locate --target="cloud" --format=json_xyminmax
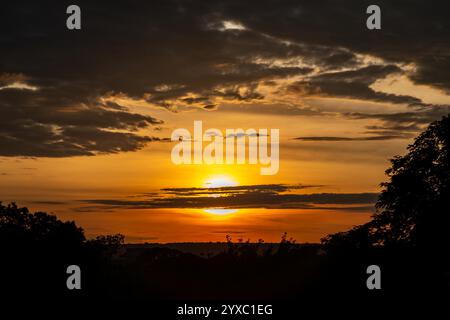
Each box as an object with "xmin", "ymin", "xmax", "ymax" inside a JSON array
[
  {"xmin": 293, "ymin": 105, "xmax": 449, "ymax": 141},
  {"xmin": 31, "ymin": 201, "xmax": 66, "ymax": 205},
  {"xmin": 347, "ymin": 107, "xmax": 450, "ymax": 125},
  {"xmin": 217, "ymin": 0, "xmax": 450, "ymax": 91},
  {"xmin": 288, "ymin": 65, "xmax": 424, "ymax": 105},
  {"xmin": 0, "ymin": 86, "xmax": 166, "ymax": 156},
  {"xmin": 293, "ymin": 135, "xmax": 410, "ymax": 141},
  {"xmin": 220, "ymin": 102, "xmax": 323, "ymax": 116},
  {"xmin": 79, "ymin": 183, "xmax": 378, "ymax": 210},
  {"xmin": 1, "ymin": 0, "xmax": 449, "ymax": 157},
  {"xmin": 161, "ymin": 184, "xmax": 321, "ymax": 195},
  {"xmin": 345, "ymin": 106, "xmax": 450, "ymax": 137}
]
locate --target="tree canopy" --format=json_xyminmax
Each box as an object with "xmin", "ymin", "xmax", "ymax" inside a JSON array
[{"xmin": 323, "ymin": 115, "xmax": 450, "ymax": 250}]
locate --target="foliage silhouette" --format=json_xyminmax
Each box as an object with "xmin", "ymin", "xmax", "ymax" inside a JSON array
[
  {"xmin": 0, "ymin": 202, "xmax": 124, "ymax": 300},
  {"xmin": 322, "ymin": 115, "xmax": 450, "ymax": 252}
]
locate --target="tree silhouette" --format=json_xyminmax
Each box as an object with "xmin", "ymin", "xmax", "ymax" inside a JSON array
[
  {"xmin": 0, "ymin": 202, "xmax": 85, "ymax": 252},
  {"xmin": 323, "ymin": 115, "xmax": 450, "ymax": 251},
  {"xmin": 0, "ymin": 202, "xmax": 125, "ymax": 299}
]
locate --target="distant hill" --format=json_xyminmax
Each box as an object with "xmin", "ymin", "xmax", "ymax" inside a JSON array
[{"xmin": 125, "ymin": 242, "xmax": 321, "ymax": 257}]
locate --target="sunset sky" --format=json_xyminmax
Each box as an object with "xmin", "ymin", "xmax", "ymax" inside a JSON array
[{"xmin": 1, "ymin": 1, "xmax": 450, "ymax": 242}]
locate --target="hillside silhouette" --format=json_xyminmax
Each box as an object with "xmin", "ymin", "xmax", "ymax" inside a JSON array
[{"xmin": 1, "ymin": 116, "xmax": 450, "ymax": 306}]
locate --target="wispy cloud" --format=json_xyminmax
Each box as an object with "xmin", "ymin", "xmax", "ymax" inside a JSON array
[
  {"xmin": 293, "ymin": 134, "xmax": 413, "ymax": 141},
  {"xmin": 79, "ymin": 184, "xmax": 378, "ymax": 210}
]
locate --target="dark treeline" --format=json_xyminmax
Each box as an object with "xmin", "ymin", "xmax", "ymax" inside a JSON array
[{"xmin": 1, "ymin": 116, "xmax": 450, "ymax": 305}]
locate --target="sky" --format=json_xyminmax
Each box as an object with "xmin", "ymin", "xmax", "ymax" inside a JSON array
[{"xmin": 1, "ymin": 1, "xmax": 450, "ymax": 243}]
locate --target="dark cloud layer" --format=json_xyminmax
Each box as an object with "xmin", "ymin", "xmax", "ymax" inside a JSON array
[
  {"xmin": 80, "ymin": 184, "xmax": 378, "ymax": 210},
  {"xmin": 1, "ymin": 1, "xmax": 449, "ymax": 156},
  {"xmin": 288, "ymin": 65, "xmax": 423, "ymax": 105},
  {"xmin": 0, "ymin": 88, "xmax": 164, "ymax": 156},
  {"xmin": 345, "ymin": 106, "xmax": 450, "ymax": 137}
]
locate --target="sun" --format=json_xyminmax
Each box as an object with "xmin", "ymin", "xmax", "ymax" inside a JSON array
[
  {"xmin": 202, "ymin": 174, "xmax": 239, "ymax": 216},
  {"xmin": 204, "ymin": 208, "xmax": 238, "ymax": 215},
  {"xmin": 203, "ymin": 174, "xmax": 238, "ymax": 188}
]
